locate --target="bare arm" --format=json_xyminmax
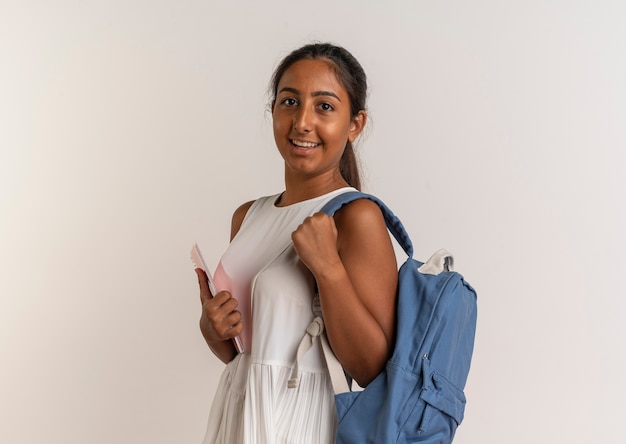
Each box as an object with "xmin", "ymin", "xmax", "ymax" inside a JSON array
[
  {"xmin": 291, "ymin": 199, "xmax": 398, "ymax": 386},
  {"xmin": 198, "ymin": 200, "xmax": 254, "ymax": 364}
]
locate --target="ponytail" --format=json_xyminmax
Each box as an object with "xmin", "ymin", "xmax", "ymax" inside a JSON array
[{"xmin": 340, "ymin": 141, "xmax": 361, "ymax": 191}]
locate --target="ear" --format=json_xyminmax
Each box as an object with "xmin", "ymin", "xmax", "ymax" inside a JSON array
[{"xmin": 348, "ymin": 110, "xmax": 367, "ymax": 143}]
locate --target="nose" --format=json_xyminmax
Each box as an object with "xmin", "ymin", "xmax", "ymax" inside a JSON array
[{"xmin": 293, "ymin": 105, "xmax": 313, "ymax": 133}]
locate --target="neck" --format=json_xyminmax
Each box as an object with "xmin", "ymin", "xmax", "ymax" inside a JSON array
[{"xmin": 278, "ymin": 169, "xmax": 350, "ymax": 206}]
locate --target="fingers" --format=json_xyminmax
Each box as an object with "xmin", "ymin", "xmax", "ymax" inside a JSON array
[
  {"xmin": 292, "ymin": 213, "xmax": 340, "ymax": 273},
  {"xmin": 219, "ymin": 313, "xmax": 244, "ymax": 339},
  {"xmin": 302, "ymin": 212, "xmax": 333, "ymax": 225},
  {"xmin": 209, "ymin": 290, "xmax": 239, "ymax": 310},
  {"xmin": 200, "ymin": 290, "xmax": 243, "ymax": 341},
  {"xmin": 294, "ymin": 213, "xmax": 337, "ymax": 237},
  {"xmin": 203, "ymin": 307, "xmax": 242, "ymax": 339}
]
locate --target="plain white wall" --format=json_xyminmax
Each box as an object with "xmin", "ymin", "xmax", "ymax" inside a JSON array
[{"xmin": 1, "ymin": 1, "xmax": 625, "ymax": 443}]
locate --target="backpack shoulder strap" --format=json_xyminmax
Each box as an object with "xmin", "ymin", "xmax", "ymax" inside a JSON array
[{"xmin": 319, "ymin": 191, "xmax": 414, "ymax": 258}]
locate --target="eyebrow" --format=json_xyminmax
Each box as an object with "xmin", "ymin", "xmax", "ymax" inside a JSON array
[{"xmin": 278, "ymin": 87, "xmax": 341, "ymax": 101}]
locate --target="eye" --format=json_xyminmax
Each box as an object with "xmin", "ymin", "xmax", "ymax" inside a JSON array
[
  {"xmin": 318, "ymin": 102, "xmax": 334, "ymax": 112},
  {"xmin": 281, "ymin": 97, "xmax": 298, "ymax": 106}
]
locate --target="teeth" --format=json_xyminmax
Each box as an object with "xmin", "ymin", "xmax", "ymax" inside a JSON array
[{"xmin": 292, "ymin": 139, "xmax": 319, "ymax": 148}]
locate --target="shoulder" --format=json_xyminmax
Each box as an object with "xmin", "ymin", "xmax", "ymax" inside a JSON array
[
  {"xmin": 230, "ymin": 200, "xmax": 255, "ymax": 240},
  {"xmin": 333, "ymin": 198, "xmax": 386, "ymax": 232},
  {"xmin": 332, "ymin": 196, "xmax": 397, "ymax": 290},
  {"xmin": 333, "ymin": 198, "xmax": 390, "ymax": 252}
]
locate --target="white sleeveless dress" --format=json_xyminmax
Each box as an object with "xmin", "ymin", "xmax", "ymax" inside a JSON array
[{"xmin": 202, "ymin": 187, "xmax": 355, "ymax": 444}]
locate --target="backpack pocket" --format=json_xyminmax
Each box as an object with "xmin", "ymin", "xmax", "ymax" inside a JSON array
[{"xmin": 415, "ymin": 371, "xmax": 466, "ymax": 435}]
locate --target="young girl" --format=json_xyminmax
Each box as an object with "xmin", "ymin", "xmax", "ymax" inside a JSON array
[{"xmin": 196, "ymin": 43, "xmax": 398, "ymax": 444}]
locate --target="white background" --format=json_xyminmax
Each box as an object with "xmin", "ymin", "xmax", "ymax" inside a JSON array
[{"xmin": 1, "ymin": 1, "xmax": 625, "ymax": 443}]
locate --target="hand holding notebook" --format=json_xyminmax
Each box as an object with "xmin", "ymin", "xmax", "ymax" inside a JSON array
[{"xmin": 191, "ymin": 242, "xmax": 243, "ymax": 353}]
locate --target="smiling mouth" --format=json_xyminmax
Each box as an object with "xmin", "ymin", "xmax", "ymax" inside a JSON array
[{"xmin": 290, "ymin": 139, "xmax": 320, "ymax": 149}]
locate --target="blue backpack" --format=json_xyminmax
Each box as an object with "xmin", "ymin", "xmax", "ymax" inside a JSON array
[{"xmin": 319, "ymin": 192, "xmax": 478, "ymax": 444}]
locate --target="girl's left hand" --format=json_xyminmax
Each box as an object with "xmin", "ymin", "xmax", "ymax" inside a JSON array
[{"xmin": 291, "ymin": 212, "xmax": 341, "ymax": 276}]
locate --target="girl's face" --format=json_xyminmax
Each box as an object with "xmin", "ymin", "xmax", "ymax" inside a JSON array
[{"xmin": 272, "ymin": 59, "xmax": 365, "ymax": 184}]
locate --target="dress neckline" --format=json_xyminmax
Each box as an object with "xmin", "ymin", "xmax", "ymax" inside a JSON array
[{"xmin": 273, "ymin": 187, "xmax": 356, "ymax": 209}]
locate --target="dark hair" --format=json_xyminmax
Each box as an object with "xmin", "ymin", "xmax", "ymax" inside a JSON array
[{"xmin": 270, "ymin": 43, "xmax": 368, "ymax": 190}]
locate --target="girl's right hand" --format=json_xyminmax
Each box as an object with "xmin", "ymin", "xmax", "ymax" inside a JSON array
[{"xmin": 196, "ymin": 269, "xmax": 243, "ymax": 345}]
